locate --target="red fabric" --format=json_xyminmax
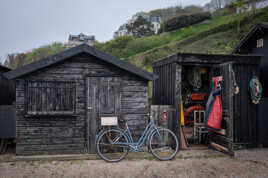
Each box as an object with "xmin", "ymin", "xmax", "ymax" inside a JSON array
[
  {"xmin": 207, "ymin": 77, "xmax": 222, "ymax": 130},
  {"xmin": 162, "ymin": 112, "xmax": 167, "ymax": 126}
]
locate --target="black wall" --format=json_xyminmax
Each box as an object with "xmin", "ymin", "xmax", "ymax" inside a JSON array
[
  {"xmin": 0, "ymin": 67, "xmax": 15, "ymax": 105},
  {"xmin": 251, "ymin": 35, "xmax": 268, "ymax": 97}
]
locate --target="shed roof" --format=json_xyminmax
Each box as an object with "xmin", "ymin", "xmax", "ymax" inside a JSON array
[
  {"xmin": 4, "ymin": 44, "xmax": 156, "ymax": 80},
  {"xmin": 153, "ymin": 52, "xmax": 261, "ymax": 67},
  {"xmin": 232, "ymin": 22, "xmax": 268, "ymax": 54},
  {"xmin": 0, "ymin": 64, "xmax": 11, "ymax": 72}
]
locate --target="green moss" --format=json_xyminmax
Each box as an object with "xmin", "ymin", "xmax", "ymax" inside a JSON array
[{"xmin": 9, "ymin": 162, "xmax": 16, "ymax": 166}]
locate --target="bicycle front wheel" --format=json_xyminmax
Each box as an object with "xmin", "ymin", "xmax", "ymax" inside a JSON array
[
  {"xmin": 96, "ymin": 129, "xmax": 129, "ymax": 162},
  {"xmin": 149, "ymin": 128, "xmax": 179, "ymax": 161}
]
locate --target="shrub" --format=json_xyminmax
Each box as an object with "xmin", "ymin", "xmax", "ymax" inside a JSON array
[
  {"xmin": 94, "ymin": 36, "xmax": 134, "ymax": 58},
  {"xmin": 162, "ymin": 12, "xmax": 211, "ymax": 32},
  {"xmin": 212, "ymin": 8, "xmax": 229, "ymax": 18}
]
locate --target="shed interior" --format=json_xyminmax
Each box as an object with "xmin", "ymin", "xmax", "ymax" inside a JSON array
[{"xmin": 181, "ymin": 65, "xmax": 228, "ymax": 146}]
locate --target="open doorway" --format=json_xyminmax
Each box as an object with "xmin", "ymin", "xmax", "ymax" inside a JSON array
[{"xmin": 181, "ymin": 65, "xmax": 227, "ymax": 148}]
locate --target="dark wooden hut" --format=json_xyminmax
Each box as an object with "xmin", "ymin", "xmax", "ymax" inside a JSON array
[
  {"xmin": 0, "ymin": 65, "xmax": 16, "ymax": 144},
  {"xmin": 152, "ymin": 53, "xmax": 261, "ymax": 151},
  {"xmin": 0, "ymin": 64, "xmax": 15, "ymax": 105},
  {"xmin": 4, "ymin": 44, "xmax": 155, "ymax": 155},
  {"xmin": 233, "ymin": 22, "xmax": 268, "ymax": 146}
]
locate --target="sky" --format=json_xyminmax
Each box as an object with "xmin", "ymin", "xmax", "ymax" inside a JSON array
[{"xmin": 0, "ymin": 0, "xmax": 210, "ymax": 61}]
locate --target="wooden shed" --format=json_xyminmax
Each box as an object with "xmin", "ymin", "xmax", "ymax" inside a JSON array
[
  {"xmin": 0, "ymin": 65, "xmax": 16, "ymax": 147},
  {"xmin": 4, "ymin": 44, "xmax": 155, "ymax": 155},
  {"xmin": 152, "ymin": 53, "xmax": 261, "ymax": 151},
  {"xmin": 233, "ymin": 22, "xmax": 268, "ymax": 145},
  {"xmin": 0, "ymin": 65, "xmax": 15, "ymax": 105}
]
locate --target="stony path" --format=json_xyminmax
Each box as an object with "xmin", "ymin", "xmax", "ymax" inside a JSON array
[{"xmin": 0, "ymin": 148, "xmax": 267, "ymax": 178}]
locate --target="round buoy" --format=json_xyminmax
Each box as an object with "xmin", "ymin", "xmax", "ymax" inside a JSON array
[{"xmin": 184, "ymin": 105, "xmax": 205, "ymax": 125}]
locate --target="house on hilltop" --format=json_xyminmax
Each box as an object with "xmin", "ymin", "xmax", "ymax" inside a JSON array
[
  {"xmin": 114, "ymin": 24, "xmax": 131, "ymax": 38},
  {"xmin": 114, "ymin": 16, "xmax": 162, "ymax": 38},
  {"xmin": 149, "ymin": 16, "xmax": 162, "ymax": 34},
  {"xmin": 228, "ymin": 0, "xmax": 268, "ymax": 14},
  {"xmin": 66, "ymin": 33, "xmax": 96, "ymax": 48}
]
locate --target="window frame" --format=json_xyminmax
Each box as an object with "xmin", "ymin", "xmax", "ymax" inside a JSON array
[{"xmin": 24, "ymin": 80, "xmax": 76, "ymax": 116}]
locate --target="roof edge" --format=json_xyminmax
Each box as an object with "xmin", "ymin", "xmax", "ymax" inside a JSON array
[
  {"xmin": 4, "ymin": 44, "xmax": 156, "ymax": 81},
  {"xmin": 0, "ymin": 64, "xmax": 12, "ymax": 71},
  {"xmin": 232, "ymin": 22, "xmax": 268, "ymax": 54}
]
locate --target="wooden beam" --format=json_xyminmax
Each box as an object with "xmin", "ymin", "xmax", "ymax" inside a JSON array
[{"xmin": 210, "ymin": 142, "xmax": 234, "ymax": 157}]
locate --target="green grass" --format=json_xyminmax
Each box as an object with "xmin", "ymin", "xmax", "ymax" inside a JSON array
[
  {"xmin": 125, "ymin": 7, "xmax": 268, "ymax": 71},
  {"xmin": 95, "ymin": 12, "xmax": 243, "ymax": 60},
  {"xmin": 181, "ymin": 30, "xmax": 234, "ymax": 54}
]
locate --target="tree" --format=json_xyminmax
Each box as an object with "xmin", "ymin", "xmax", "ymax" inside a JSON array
[
  {"xmin": 4, "ymin": 42, "xmax": 66, "ymax": 69},
  {"xmin": 4, "ymin": 53, "xmax": 26, "ymax": 69},
  {"xmin": 126, "ymin": 16, "xmax": 154, "ymax": 38},
  {"xmin": 230, "ymin": 0, "xmax": 247, "ymax": 33}
]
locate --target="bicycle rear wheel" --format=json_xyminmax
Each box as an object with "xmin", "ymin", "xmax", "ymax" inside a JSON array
[
  {"xmin": 96, "ymin": 129, "xmax": 129, "ymax": 162},
  {"xmin": 149, "ymin": 128, "xmax": 179, "ymax": 161}
]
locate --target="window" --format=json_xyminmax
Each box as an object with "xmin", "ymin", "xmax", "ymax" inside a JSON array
[
  {"xmin": 25, "ymin": 81, "xmax": 76, "ymax": 115},
  {"xmin": 257, "ymin": 38, "xmax": 264, "ymax": 48}
]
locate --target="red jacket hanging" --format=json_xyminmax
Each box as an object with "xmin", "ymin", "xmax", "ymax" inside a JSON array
[{"xmin": 205, "ymin": 77, "xmax": 223, "ymax": 131}]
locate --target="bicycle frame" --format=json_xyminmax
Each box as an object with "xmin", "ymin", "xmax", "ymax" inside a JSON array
[{"xmin": 115, "ymin": 119, "xmax": 161, "ymax": 152}]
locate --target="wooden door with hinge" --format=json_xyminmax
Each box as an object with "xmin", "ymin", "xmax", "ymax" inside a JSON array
[
  {"xmin": 219, "ymin": 62, "xmax": 234, "ymax": 144},
  {"xmin": 86, "ymin": 77, "xmax": 121, "ymax": 153},
  {"xmin": 210, "ymin": 62, "xmax": 234, "ymax": 155}
]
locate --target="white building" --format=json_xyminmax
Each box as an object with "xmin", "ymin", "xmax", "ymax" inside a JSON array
[
  {"xmin": 149, "ymin": 16, "xmax": 162, "ymax": 34},
  {"xmin": 231, "ymin": 0, "xmax": 268, "ymax": 13},
  {"xmin": 114, "ymin": 16, "xmax": 162, "ymax": 38},
  {"xmin": 114, "ymin": 24, "xmax": 131, "ymax": 38},
  {"xmin": 66, "ymin": 33, "xmax": 96, "ymax": 48}
]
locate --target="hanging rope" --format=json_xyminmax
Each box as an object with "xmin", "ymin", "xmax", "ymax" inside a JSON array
[{"xmin": 249, "ymin": 76, "xmax": 263, "ymax": 104}]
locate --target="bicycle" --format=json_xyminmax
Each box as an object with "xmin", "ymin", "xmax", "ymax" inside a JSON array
[{"xmin": 95, "ymin": 115, "xmax": 179, "ymax": 162}]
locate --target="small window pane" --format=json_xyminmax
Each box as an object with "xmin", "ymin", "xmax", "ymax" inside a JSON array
[{"xmin": 257, "ymin": 38, "xmax": 264, "ymax": 48}]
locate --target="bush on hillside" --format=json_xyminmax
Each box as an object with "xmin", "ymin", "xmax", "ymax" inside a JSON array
[
  {"xmin": 161, "ymin": 12, "xmax": 211, "ymax": 32},
  {"xmin": 212, "ymin": 8, "xmax": 229, "ymax": 18},
  {"xmin": 94, "ymin": 36, "xmax": 134, "ymax": 58},
  {"xmin": 4, "ymin": 42, "xmax": 66, "ymax": 69}
]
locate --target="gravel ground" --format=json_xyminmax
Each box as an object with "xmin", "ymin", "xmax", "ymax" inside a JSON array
[{"xmin": 0, "ymin": 148, "xmax": 268, "ymax": 178}]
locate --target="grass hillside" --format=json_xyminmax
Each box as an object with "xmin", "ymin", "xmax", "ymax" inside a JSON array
[{"xmin": 95, "ymin": 7, "xmax": 268, "ymax": 72}]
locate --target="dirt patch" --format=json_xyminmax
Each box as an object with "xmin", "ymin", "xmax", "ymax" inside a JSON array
[{"xmin": 0, "ymin": 148, "xmax": 267, "ymax": 178}]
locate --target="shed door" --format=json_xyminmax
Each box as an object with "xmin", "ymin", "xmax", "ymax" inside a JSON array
[
  {"xmin": 87, "ymin": 77, "xmax": 121, "ymax": 153},
  {"xmin": 218, "ymin": 62, "xmax": 233, "ymax": 143},
  {"xmin": 210, "ymin": 62, "xmax": 234, "ymax": 154}
]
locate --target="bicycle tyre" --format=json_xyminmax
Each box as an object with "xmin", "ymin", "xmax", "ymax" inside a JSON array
[
  {"xmin": 96, "ymin": 129, "xmax": 129, "ymax": 162},
  {"xmin": 149, "ymin": 128, "xmax": 179, "ymax": 161}
]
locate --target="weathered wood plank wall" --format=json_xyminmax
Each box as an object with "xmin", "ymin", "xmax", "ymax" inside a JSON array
[
  {"xmin": 232, "ymin": 64, "xmax": 258, "ymax": 145},
  {"xmin": 152, "ymin": 58, "xmax": 179, "ymax": 137},
  {"xmin": 16, "ymin": 53, "xmax": 149, "ymax": 155}
]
